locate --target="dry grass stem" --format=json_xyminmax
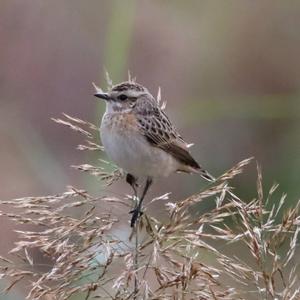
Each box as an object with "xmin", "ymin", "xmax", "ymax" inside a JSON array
[{"xmin": 0, "ymin": 114, "xmax": 299, "ymax": 300}]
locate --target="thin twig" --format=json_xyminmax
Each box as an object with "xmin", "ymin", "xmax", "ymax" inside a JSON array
[{"xmin": 133, "ymin": 198, "xmax": 139, "ymax": 299}]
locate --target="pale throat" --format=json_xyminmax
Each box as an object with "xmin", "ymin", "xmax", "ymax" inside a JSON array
[{"xmin": 105, "ymin": 101, "xmax": 132, "ymax": 114}]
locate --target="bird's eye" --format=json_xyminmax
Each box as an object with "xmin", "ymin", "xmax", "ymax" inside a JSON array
[{"xmin": 118, "ymin": 94, "xmax": 128, "ymax": 101}]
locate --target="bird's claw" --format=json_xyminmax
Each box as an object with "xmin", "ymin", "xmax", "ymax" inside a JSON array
[{"xmin": 129, "ymin": 207, "xmax": 143, "ymax": 227}]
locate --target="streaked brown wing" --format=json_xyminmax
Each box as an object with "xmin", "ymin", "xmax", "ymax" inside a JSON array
[{"xmin": 137, "ymin": 108, "xmax": 200, "ymax": 170}]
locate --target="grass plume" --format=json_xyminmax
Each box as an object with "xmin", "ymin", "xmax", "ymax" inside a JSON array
[{"xmin": 0, "ymin": 115, "xmax": 299, "ymax": 300}]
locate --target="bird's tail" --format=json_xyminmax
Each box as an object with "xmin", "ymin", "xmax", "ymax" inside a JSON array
[{"xmin": 200, "ymin": 168, "xmax": 216, "ymax": 182}]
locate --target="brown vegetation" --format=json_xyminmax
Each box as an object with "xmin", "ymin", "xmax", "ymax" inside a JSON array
[{"xmin": 0, "ymin": 115, "xmax": 299, "ymax": 300}]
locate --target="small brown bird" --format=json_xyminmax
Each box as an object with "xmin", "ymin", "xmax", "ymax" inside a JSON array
[{"xmin": 94, "ymin": 81, "xmax": 213, "ymax": 226}]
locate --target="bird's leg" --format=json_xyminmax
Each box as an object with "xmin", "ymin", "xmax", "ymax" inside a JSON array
[
  {"xmin": 130, "ymin": 177, "xmax": 153, "ymax": 227},
  {"xmin": 126, "ymin": 173, "xmax": 138, "ymax": 200}
]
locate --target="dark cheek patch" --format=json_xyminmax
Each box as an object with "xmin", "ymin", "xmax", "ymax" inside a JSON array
[{"xmin": 129, "ymin": 100, "xmax": 137, "ymax": 108}]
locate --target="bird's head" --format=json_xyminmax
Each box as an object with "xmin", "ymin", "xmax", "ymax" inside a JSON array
[{"xmin": 94, "ymin": 81, "xmax": 156, "ymax": 113}]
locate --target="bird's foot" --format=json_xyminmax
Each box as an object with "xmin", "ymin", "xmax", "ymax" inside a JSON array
[{"xmin": 129, "ymin": 207, "xmax": 143, "ymax": 227}]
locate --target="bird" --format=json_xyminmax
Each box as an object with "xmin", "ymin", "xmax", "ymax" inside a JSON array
[{"xmin": 94, "ymin": 81, "xmax": 214, "ymax": 227}]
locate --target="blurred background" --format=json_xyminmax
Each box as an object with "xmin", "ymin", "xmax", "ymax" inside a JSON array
[{"xmin": 1, "ymin": 1, "xmax": 300, "ymax": 298}]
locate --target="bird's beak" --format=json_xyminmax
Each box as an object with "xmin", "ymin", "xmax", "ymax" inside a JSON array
[
  {"xmin": 92, "ymin": 82, "xmax": 111, "ymax": 101},
  {"xmin": 94, "ymin": 92, "xmax": 110, "ymax": 100}
]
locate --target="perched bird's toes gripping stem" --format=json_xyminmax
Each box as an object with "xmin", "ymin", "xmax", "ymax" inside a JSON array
[
  {"xmin": 129, "ymin": 177, "xmax": 152, "ymax": 227},
  {"xmin": 129, "ymin": 207, "xmax": 143, "ymax": 227}
]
